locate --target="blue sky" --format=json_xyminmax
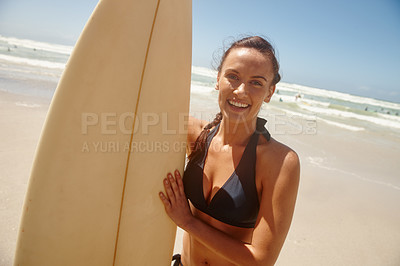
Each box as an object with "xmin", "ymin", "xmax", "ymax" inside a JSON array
[{"xmin": 0, "ymin": 0, "xmax": 399, "ymax": 102}]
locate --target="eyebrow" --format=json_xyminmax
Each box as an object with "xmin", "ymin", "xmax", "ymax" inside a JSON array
[
  {"xmin": 252, "ymin": 75, "xmax": 268, "ymax": 82},
  {"xmin": 226, "ymin": 69, "xmax": 268, "ymax": 82}
]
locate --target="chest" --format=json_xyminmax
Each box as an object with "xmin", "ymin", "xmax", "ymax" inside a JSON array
[
  {"xmin": 202, "ymin": 143, "xmax": 246, "ymax": 204},
  {"xmin": 183, "ymin": 132, "xmax": 262, "ymax": 228}
]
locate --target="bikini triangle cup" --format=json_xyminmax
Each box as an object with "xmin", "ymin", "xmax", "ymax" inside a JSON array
[{"xmin": 183, "ymin": 117, "xmax": 271, "ymax": 228}]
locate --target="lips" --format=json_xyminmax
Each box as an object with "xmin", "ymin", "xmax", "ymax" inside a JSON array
[{"xmin": 228, "ymin": 99, "xmax": 250, "ymax": 108}]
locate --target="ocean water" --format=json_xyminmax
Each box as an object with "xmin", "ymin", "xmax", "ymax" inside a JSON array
[
  {"xmin": 190, "ymin": 69, "xmax": 400, "ymax": 139},
  {"xmin": 1, "ymin": 34, "xmax": 400, "ymax": 138}
]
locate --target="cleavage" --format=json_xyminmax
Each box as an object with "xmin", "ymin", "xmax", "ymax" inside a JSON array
[{"xmin": 202, "ymin": 142, "xmax": 245, "ymax": 206}]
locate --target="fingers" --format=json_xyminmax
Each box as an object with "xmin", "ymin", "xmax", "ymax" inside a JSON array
[
  {"xmin": 174, "ymin": 170, "xmax": 185, "ymax": 196},
  {"xmin": 169, "ymin": 172, "xmax": 181, "ymax": 198},
  {"xmin": 163, "ymin": 175, "xmax": 176, "ymax": 205},
  {"xmin": 159, "ymin": 192, "xmax": 171, "ymax": 210},
  {"xmin": 159, "ymin": 170, "xmax": 192, "ymax": 227},
  {"xmin": 159, "ymin": 170, "xmax": 185, "ymax": 209}
]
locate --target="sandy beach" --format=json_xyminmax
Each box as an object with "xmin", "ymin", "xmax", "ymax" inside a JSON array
[{"xmin": 1, "ymin": 90, "xmax": 400, "ymax": 265}]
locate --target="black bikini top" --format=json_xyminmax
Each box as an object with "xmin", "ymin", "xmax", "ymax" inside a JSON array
[{"xmin": 183, "ymin": 117, "xmax": 270, "ymax": 228}]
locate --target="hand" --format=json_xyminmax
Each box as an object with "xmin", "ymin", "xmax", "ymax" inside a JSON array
[{"xmin": 159, "ymin": 170, "xmax": 193, "ymax": 228}]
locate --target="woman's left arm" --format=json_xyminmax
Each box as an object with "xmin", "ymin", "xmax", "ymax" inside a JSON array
[{"xmin": 159, "ymin": 150, "xmax": 300, "ymax": 266}]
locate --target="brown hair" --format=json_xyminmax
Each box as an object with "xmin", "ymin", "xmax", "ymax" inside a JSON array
[
  {"xmin": 217, "ymin": 35, "xmax": 281, "ymax": 85},
  {"xmin": 188, "ymin": 36, "xmax": 280, "ymax": 160}
]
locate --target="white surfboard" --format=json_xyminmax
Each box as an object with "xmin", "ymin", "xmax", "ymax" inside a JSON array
[{"xmin": 14, "ymin": 0, "xmax": 191, "ymax": 265}]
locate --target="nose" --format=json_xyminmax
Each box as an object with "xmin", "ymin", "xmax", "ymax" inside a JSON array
[{"xmin": 233, "ymin": 82, "xmax": 247, "ymax": 98}]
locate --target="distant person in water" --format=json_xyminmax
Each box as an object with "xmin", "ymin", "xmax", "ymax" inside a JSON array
[{"xmin": 159, "ymin": 36, "xmax": 300, "ymax": 266}]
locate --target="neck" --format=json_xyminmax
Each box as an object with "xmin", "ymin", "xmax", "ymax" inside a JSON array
[{"xmin": 217, "ymin": 117, "xmax": 257, "ymax": 146}]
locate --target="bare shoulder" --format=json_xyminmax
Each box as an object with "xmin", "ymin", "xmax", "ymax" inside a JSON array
[
  {"xmin": 187, "ymin": 116, "xmax": 207, "ymax": 139},
  {"xmin": 256, "ymin": 137, "xmax": 300, "ymax": 187},
  {"xmin": 187, "ymin": 116, "xmax": 208, "ymax": 151}
]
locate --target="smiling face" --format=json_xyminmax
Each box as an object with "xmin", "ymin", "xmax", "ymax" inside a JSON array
[{"xmin": 216, "ymin": 47, "xmax": 276, "ymax": 125}]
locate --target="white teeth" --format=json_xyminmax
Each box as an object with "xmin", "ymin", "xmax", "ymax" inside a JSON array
[{"xmin": 228, "ymin": 100, "xmax": 249, "ymax": 108}]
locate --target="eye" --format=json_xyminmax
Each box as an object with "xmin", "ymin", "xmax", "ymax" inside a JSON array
[
  {"xmin": 226, "ymin": 73, "xmax": 239, "ymax": 80},
  {"xmin": 250, "ymin": 80, "xmax": 263, "ymax": 86}
]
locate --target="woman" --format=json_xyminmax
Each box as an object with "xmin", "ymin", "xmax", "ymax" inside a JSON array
[{"xmin": 159, "ymin": 36, "xmax": 300, "ymax": 266}]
